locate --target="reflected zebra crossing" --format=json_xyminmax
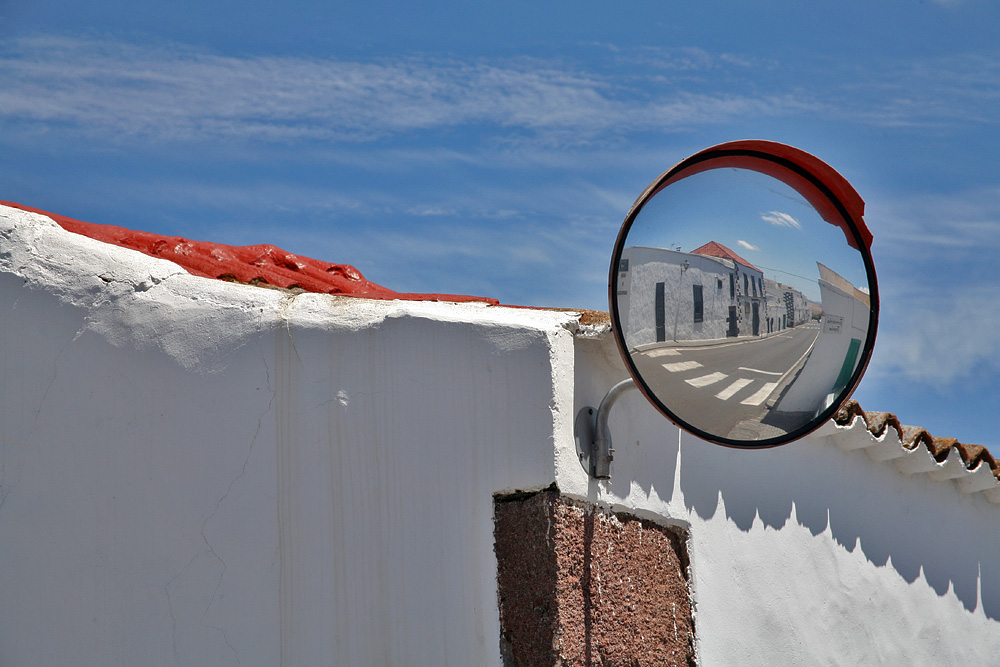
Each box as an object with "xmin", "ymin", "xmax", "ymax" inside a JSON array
[{"xmin": 647, "ymin": 348, "xmax": 779, "ymax": 406}]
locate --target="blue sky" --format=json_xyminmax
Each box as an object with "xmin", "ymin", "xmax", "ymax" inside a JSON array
[{"xmin": 3, "ymin": 1, "xmax": 1000, "ymax": 447}]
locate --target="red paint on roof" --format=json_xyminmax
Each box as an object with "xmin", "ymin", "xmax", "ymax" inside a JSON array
[
  {"xmin": 3, "ymin": 202, "xmax": 499, "ymax": 305},
  {"xmin": 690, "ymin": 241, "xmax": 760, "ymax": 273}
]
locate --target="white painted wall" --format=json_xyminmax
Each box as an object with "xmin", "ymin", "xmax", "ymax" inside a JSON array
[
  {"xmin": 777, "ymin": 267, "xmax": 871, "ymax": 414},
  {"xmin": 567, "ymin": 335, "xmax": 1000, "ymax": 665},
  {"xmin": 3, "ymin": 204, "xmax": 999, "ymax": 665},
  {"xmin": 0, "ymin": 206, "xmax": 574, "ymax": 666},
  {"xmin": 764, "ymin": 277, "xmax": 809, "ymax": 334},
  {"xmin": 619, "ymin": 246, "xmax": 740, "ymax": 345}
]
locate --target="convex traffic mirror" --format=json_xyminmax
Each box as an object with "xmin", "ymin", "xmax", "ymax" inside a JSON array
[{"xmin": 609, "ymin": 140, "xmax": 878, "ymax": 450}]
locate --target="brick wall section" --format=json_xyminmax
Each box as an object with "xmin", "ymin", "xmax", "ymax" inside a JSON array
[{"xmin": 494, "ymin": 489, "xmax": 695, "ymax": 666}]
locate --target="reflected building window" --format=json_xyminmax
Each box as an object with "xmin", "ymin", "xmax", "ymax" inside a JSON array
[
  {"xmin": 655, "ymin": 281, "xmax": 666, "ymax": 342},
  {"xmin": 693, "ymin": 284, "xmax": 704, "ymax": 323}
]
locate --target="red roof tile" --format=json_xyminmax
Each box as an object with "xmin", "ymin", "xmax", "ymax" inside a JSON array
[
  {"xmin": 690, "ymin": 241, "xmax": 760, "ymax": 273},
  {"xmin": 834, "ymin": 399, "xmax": 999, "ymax": 480},
  {"xmin": 3, "ymin": 202, "xmax": 499, "ymax": 305}
]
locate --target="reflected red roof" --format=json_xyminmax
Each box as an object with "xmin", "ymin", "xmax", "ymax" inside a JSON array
[
  {"xmin": 3, "ymin": 202, "xmax": 498, "ymax": 305},
  {"xmin": 691, "ymin": 241, "xmax": 760, "ymax": 272}
]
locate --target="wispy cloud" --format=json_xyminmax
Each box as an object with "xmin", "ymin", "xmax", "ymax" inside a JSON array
[
  {"xmin": 3, "ymin": 34, "xmax": 998, "ymax": 153},
  {"xmin": 737, "ymin": 240, "xmax": 759, "ymax": 251},
  {"xmin": 6, "ymin": 32, "xmax": 996, "ymax": 154},
  {"xmin": 0, "ymin": 35, "xmax": 815, "ymax": 148},
  {"xmin": 598, "ymin": 44, "xmax": 772, "ymax": 73},
  {"xmin": 857, "ymin": 185, "xmax": 1000, "ymax": 386},
  {"xmin": 870, "ymin": 286, "xmax": 1000, "ymax": 384},
  {"xmin": 872, "ymin": 186, "xmax": 1000, "ymax": 257},
  {"xmin": 832, "ymin": 52, "xmax": 1000, "ymax": 127},
  {"xmin": 761, "ymin": 211, "xmax": 801, "ymax": 229}
]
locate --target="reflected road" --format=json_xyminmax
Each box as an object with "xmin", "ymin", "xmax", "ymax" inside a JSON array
[{"xmin": 630, "ymin": 322, "xmax": 821, "ymax": 440}]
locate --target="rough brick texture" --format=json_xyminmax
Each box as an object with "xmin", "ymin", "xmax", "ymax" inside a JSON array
[{"xmin": 494, "ymin": 490, "xmax": 695, "ymax": 666}]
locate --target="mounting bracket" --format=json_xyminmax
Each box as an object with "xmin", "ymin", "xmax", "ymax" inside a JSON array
[{"xmin": 574, "ymin": 378, "xmax": 637, "ymax": 479}]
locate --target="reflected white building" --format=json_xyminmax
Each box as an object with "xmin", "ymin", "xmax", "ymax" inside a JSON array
[
  {"xmin": 617, "ymin": 241, "xmax": 808, "ymax": 348},
  {"xmin": 773, "ymin": 262, "xmax": 871, "ymax": 415},
  {"xmin": 764, "ymin": 278, "xmax": 812, "ymax": 333}
]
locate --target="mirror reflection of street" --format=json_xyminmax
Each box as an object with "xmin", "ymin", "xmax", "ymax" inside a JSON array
[
  {"xmin": 617, "ymin": 242, "xmax": 812, "ymax": 350},
  {"xmin": 630, "ymin": 321, "xmax": 820, "ymax": 439},
  {"xmin": 609, "ymin": 144, "xmax": 878, "ymax": 448},
  {"xmin": 616, "ymin": 240, "xmax": 870, "ymax": 442}
]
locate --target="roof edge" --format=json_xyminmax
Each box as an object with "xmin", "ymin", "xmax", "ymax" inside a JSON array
[
  {"xmin": 2, "ymin": 201, "xmax": 500, "ymax": 306},
  {"xmin": 823, "ymin": 399, "xmax": 1000, "ymax": 503}
]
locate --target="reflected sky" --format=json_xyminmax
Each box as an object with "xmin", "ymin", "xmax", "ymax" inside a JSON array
[{"xmin": 624, "ymin": 168, "xmax": 870, "ymax": 302}]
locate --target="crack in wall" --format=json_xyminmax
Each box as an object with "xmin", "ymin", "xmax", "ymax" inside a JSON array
[
  {"xmin": 31, "ymin": 325, "xmax": 78, "ymax": 432},
  {"xmin": 2, "ymin": 318, "xmax": 86, "ymax": 514},
  {"xmin": 97, "ymin": 269, "xmax": 188, "ymax": 294},
  {"xmin": 162, "ymin": 396, "xmax": 274, "ymax": 666},
  {"xmin": 164, "ymin": 557, "xmax": 196, "ymax": 667},
  {"xmin": 164, "ymin": 573, "xmax": 180, "ymax": 665},
  {"xmin": 162, "ymin": 311, "xmax": 277, "ymax": 666},
  {"xmin": 195, "ymin": 321, "xmax": 277, "ymax": 666}
]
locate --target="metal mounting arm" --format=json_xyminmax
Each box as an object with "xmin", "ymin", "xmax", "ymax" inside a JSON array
[{"xmin": 574, "ymin": 378, "xmax": 637, "ymax": 479}]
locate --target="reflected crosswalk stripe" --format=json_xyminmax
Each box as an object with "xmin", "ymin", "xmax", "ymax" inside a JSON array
[
  {"xmin": 740, "ymin": 382, "xmax": 779, "ymax": 406},
  {"xmin": 686, "ymin": 372, "xmax": 728, "ymax": 388},
  {"xmin": 738, "ymin": 366, "xmax": 781, "ymax": 376},
  {"xmin": 715, "ymin": 378, "xmax": 752, "ymax": 400},
  {"xmin": 646, "ymin": 348, "xmax": 681, "ymax": 358},
  {"xmin": 662, "ymin": 361, "xmax": 702, "ymax": 372}
]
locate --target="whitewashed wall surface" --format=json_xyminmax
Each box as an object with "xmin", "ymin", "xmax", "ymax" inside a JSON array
[{"xmin": 2, "ymin": 204, "xmax": 999, "ymax": 665}]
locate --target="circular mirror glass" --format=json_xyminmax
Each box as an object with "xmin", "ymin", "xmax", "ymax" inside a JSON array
[{"xmin": 610, "ymin": 143, "xmax": 878, "ymax": 448}]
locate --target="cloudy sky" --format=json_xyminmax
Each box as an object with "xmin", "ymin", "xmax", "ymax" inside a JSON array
[{"xmin": 3, "ymin": 0, "xmax": 1000, "ymax": 447}]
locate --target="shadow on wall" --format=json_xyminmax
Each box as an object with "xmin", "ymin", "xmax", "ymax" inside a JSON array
[{"xmin": 678, "ymin": 432, "xmax": 1000, "ymax": 621}]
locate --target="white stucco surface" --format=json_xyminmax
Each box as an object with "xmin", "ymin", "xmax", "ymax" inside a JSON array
[
  {"xmin": 3, "ymin": 203, "xmax": 999, "ymax": 665},
  {"xmin": 619, "ymin": 246, "xmax": 740, "ymax": 345},
  {"xmin": 0, "ymin": 206, "xmax": 574, "ymax": 666},
  {"xmin": 567, "ymin": 335, "xmax": 1000, "ymax": 665}
]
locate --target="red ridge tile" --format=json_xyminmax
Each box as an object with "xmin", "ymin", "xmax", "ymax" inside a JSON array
[
  {"xmin": 836, "ymin": 399, "xmax": 998, "ymax": 480},
  {"xmin": 3, "ymin": 201, "xmax": 499, "ymax": 305}
]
